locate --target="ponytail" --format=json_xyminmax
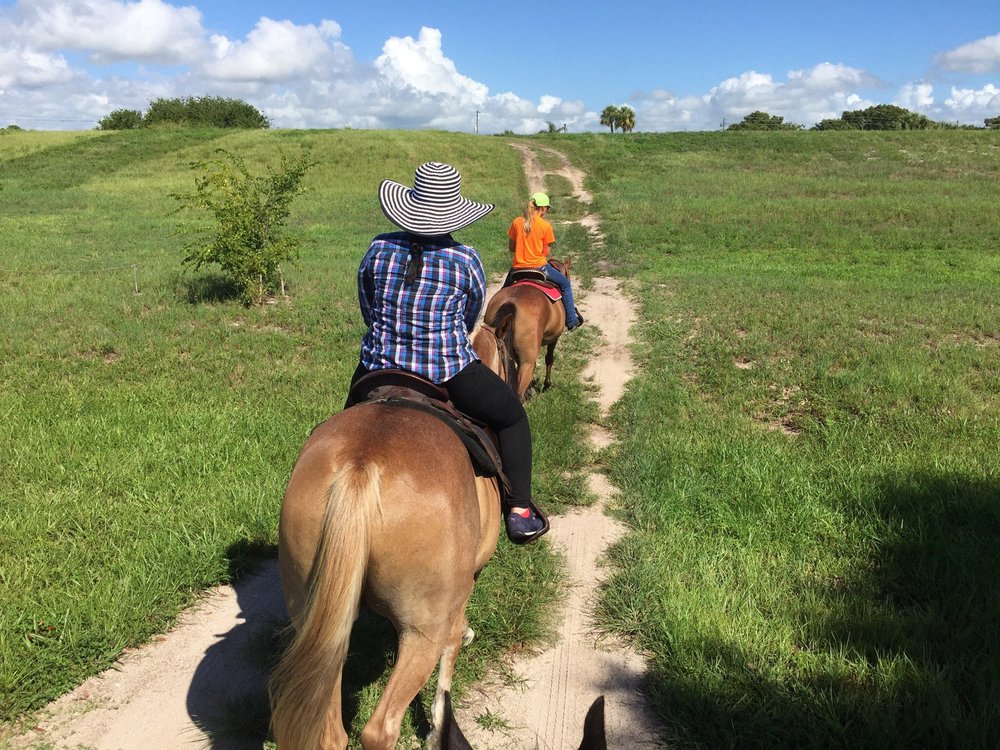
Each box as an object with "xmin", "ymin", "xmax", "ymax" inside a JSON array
[
  {"xmin": 403, "ymin": 238, "xmax": 424, "ymax": 284},
  {"xmin": 522, "ymin": 198, "xmax": 540, "ymax": 235}
]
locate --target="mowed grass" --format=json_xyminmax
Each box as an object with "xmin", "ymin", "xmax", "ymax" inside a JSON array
[
  {"xmin": 0, "ymin": 128, "xmax": 597, "ymax": 738},
  {"xmin": 548, "ymin": 130, "xmax": 1000, "ymax": 747}
]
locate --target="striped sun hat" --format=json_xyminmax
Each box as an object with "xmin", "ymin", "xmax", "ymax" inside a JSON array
[{"xmin": 378, "ymin": 162, "xmax": 494, "ymax": 236}]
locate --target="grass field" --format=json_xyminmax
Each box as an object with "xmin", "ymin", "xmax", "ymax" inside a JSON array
[
  {"xmin": 552, "ymin": 130, "xmax": 1000, "ymax": 747},
  {"xmin": 0, "ymin": 128, "xmax": 596, "ymax": 740},
  {"xmin": 2, "ymin": 126, "xmax": 999, "ymax": 748}
]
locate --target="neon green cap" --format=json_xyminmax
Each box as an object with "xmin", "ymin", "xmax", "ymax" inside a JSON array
[{"xmin": 530, "ymin": 192, "xmax": 551, "ymax": 208}]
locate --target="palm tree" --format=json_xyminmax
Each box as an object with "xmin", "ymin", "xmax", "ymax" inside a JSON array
[
  {"xmin": 600, "ymin": 105, "xmax": 620, "ymax": 133},
  {"xmin": 618, "ymin": 106, "xmax": 636, "ymax": 133}
]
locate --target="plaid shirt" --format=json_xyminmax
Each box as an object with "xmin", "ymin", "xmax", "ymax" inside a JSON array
[{"xmin": 358, "ymin": 232, "xmax": 486, "ymax": 383}]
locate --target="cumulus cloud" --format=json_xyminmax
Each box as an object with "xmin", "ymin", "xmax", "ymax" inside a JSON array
[
  {"xmin": 895, "ymin": 81, "xmax": 935, "ymax": 110},
  {"xmin": 10, "ymin": 0, "xmax": 207, "ymax": 64},
  {"xmin": 0, "ymin": 45, "xmax": 77, "ymax": 89},
  {"xmin": 201, "ymin": 18, "xmax": 347, "ymax": 82},
  {"xmin": 935, "ymin": 33, "xmax": 1000, "ymax": 74},
  {"xmin": 376, "ymin": 27, "xmax": 487, "ymax": 103},
  {"xmin": 943, "ymin": 84, "xmax": 1000, "ymax": 124},
  {"xmin": 631, "ymin": 63, "xmax": 880, "ymax": 131}
]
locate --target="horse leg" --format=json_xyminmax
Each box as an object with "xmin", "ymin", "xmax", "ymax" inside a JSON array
[
  {"xmin": 359, "ymin": 628, "xmax": 449, "ymax": 750},
  {"xmin": 324, "ymin": 672, "xmax": 349, "ymax": 750},
  {"xmin": 515, "ymin": 336, "xmax": 542, "ymax": 400},
  {"xmin": 517, "ymin": 357, "xmax": 536, "ymax": 400},
  {"xmin": 543, "ymin": 340, "xmax": 557, "ymax": 391},
  {"xmin": 428, "ymin": 607, "xmax": 473, "ymax": 745}
]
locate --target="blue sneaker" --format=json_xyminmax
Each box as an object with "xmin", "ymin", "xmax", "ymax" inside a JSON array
[{"xmin": 505, "ymin": 507, "xmax": 549, "ymax": 544}]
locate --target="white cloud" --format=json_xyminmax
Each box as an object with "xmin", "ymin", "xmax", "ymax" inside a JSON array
[
  {"xmin": 786, "ymin": 62, "xmax": 880, "ymax": 92},
  {"xmin": 0, "ymin": 46, "xmax": 76, "ymax": 89},
  {"xmin": 895, "ymin": 81, "xmax": 935, "ymax": 110},
  {"xmin": 376, "ymin": 27, "xmax": 488, "ymax": 103},
  {"xmin": 632, "ymin": 63, "xmax": 881, "ymax": 131},
  {"xmin": 12, "ymin": 0, "xmax": 207, "ymax": 64},
  {"xmin": 943, "ymin": 84, "xmax": 1000, "ymax": 124},
  {"xmin": 201, "ymin": 18, "xmax": 347, "ymax": 82},
  {"xmin": 935, "ymin": 33, "xmax": 1000, "ymax": 74}
]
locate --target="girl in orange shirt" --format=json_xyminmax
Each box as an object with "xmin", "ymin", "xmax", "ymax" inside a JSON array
[{"xmin": 506, "ymin": 192, "xmax": 583, "ymax": 329}]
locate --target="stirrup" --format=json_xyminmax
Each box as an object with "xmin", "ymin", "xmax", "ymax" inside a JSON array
[{"xmin": 504, "ymin": 500, "xmax": 550, "ymax": 545}]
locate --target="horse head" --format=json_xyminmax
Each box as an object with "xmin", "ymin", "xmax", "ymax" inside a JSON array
[
  {"xmin": 440, "ymin": 691, "xmax": 607, "ymax": 750},
  {"xmin": 549, "ymin": 255, "xmax": 572, "ymax": 278}
]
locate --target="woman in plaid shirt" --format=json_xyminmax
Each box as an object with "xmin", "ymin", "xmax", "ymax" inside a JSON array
[{"xmin": 348, "ymin": 162, "xmax": 549, "ymax": 544}]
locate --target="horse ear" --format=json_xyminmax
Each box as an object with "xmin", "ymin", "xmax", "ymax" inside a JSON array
[
  {"xmin": 578, "ymin": 695, "xmax": 607, "ymax": 750},
  {"xmin": 440, "ymin": 691, "xmax": 474, "ymax": 750}
]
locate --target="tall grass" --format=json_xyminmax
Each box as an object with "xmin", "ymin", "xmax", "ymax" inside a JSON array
[
  {"xmin": 550, "ymin": 130, "xmax": 1000, "ymax": 747},
  {"xmin": 0, "ymin": 129, "xmax": 595, "ymax": 734}
]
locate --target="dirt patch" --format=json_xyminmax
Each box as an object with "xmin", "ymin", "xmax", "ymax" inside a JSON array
[
  {"xmin": 452, "ymin": 145, "xmax": 661, "ymax": 748},
  {"xmin": 6, "ymin": 563, "xmax": 285, "ymax": 750}
]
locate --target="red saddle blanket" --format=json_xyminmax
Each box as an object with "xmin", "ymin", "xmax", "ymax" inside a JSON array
[{"xmin": 513, "ymin": 280, "xmax": 562, "ymax": 302}]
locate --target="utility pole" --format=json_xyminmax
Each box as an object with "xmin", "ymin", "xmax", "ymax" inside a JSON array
[{"xmin": 475, "ymin": 110, "xmax": 479, "ymax": 135}]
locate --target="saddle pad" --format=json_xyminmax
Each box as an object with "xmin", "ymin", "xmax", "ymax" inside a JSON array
[{"xmin": 513, "ymin": 280, "xmax": 562, "ymax": 302}]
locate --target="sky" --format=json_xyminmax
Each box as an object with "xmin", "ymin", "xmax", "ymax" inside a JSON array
[{"xmin": 1, "ymin": 0, "xmax": 999, "ymax": 133}]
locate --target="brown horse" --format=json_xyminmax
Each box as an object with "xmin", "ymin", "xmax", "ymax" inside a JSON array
[
  {"xmin": 269, "ymin": 321, "xmax": 516, "ymax": 750},
  {"xmin": 484, "ymin": 257, "xmax": 572, "ymax": 400}
]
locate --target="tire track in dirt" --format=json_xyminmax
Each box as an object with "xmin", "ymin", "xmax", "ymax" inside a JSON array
[{"xmin": 453, "ymin": 144, "xmax": 662, "ymax": 748}]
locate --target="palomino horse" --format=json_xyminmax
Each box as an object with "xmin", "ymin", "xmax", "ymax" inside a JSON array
[
  {"xmin": 269, "ymin": 321, "xmax": 516, "ymax": 750},
  {"xmin": 484, "ymin": 257, "xmax": 573, "ymax": 400}
]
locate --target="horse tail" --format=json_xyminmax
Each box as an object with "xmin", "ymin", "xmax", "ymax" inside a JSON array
[
  {"xmin": 491, "ymin": 301, "xmax": 521, "ymax": 391},
  {"xmin": 269, "ymin": 460, "xmax": 381, "ymax": 750}
]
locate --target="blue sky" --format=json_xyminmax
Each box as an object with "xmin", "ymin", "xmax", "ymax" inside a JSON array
[{"xmin": 1, "ymin": 0, "xmax": 999, "ymax": 132}]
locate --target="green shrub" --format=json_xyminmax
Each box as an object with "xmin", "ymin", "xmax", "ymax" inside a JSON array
[
  {"xmin": 172, "ymin": 149, "xmax": 315, "ymax": 305},
  {"xmin": 98, "ymin": 109, "xmax": 144, "ymax": 130},
  {"xmin": 145, "ymin": 96, "xmax": 269, "ymax": 129}
]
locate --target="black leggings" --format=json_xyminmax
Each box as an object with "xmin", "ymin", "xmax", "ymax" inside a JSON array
[{"xmin": 349, "ymin": 361, "xmax": 532, "ymax": 506}]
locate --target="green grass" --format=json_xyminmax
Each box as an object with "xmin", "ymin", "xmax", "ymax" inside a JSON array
[
  {"xmin": 547, "ymin": 130, "xmax": 1000, "ymax": 747},
  {"xmin": 5, "ymin": 126, "xmax": 999, "ymax": 748},
  {"xmin": 0, "ymin": 128, "xmax": 595, "ymax": 741}
]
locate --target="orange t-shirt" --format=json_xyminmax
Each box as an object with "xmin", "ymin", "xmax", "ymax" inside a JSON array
[{"xmin": 508, "ymin": 215, "xmax": 555, "ymax": 268}]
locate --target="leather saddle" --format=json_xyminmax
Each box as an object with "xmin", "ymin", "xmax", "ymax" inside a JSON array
[{"xmin": 346, "ymin": 369, "xmax": 510, "ymax": 494}]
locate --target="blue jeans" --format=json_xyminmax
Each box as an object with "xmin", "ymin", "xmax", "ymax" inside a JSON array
[{"xmin": 542, "ymin": 263, "xmax": 579, "ymax": 327}]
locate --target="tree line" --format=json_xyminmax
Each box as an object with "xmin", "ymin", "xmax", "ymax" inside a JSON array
[
  {"xmin": 727, "ymin": 104, "xmax": 1000, "ymax": 132},
  {"xmin": 98, "ymin": 97, "xmax": 269, "ymax": 130}
]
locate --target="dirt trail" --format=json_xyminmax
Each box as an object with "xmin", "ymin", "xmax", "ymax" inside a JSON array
[
  {"xmin": 452, "ymin": 144, "xmax": 661, "ymax": 748},
  {"xmin": 6, "ymin": 144, "xmax": 661, "ymax": 750}
]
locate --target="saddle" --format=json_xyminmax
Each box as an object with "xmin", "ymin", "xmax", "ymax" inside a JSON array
[
  {"xmin": 346, "ymin": 369, "xmax": 511, "ymax": 494},
  {"xmin": 503, "ymin": 268, "xmax": 562, "ymax": 302}
]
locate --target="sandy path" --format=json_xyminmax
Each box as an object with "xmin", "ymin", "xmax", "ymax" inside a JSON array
[
  {"xmin": 6, "ymin": 144, "xmax": 661, "ymax": 750},
  {"xmin": 452, "ymin": 144, "xmax": 662, "ymax": 748}
]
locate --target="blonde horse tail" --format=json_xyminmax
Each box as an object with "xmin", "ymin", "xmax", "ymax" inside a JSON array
[{"xmin": 269, "ymin": 461, "xmax": 381, "ymax": 750}]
